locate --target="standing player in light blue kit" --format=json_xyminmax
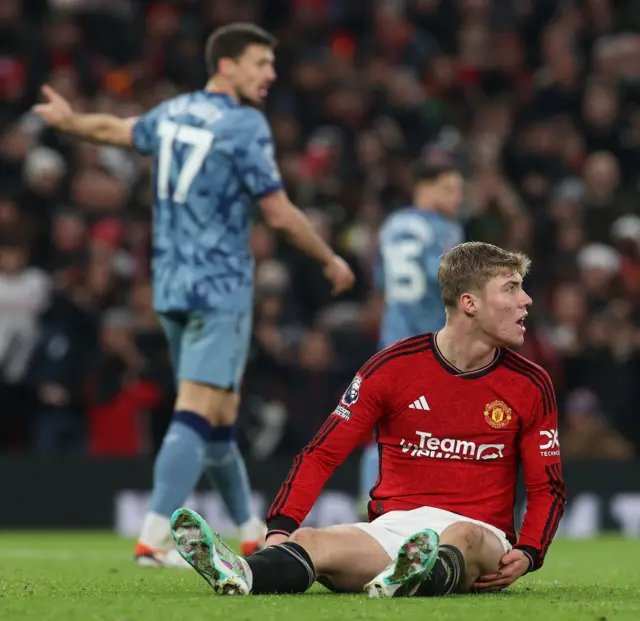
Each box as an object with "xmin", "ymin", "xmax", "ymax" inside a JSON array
[
  {"xmin": 33, "ymin": 23, "xmax": 354, "ymax": 565},
  {"xmin": 359, "ymin": 163, "xmax": 464, "ymax": 513}
]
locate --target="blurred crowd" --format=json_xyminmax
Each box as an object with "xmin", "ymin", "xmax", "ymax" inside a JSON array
[{"xmin": 1, "ymin": 0, "xmax": 639, "ymax": 459}]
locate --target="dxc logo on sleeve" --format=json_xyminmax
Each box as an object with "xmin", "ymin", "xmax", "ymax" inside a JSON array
[{"xmin": 539, "ymin": 429, "xmax": 560, "ymax": 456}]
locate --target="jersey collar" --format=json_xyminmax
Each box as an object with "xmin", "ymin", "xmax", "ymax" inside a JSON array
[
  {"xmin": 431, "ymin": 332, "xmax": 504, "ymax": 380},
  {"xmin": 201, "ymin": 91, "xmax": 239, "ymax": 107}
]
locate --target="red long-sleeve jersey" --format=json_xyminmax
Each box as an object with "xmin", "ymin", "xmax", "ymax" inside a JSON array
[{"xmin": 267, "ymin": 333, "xmax": 566, "ymax": 571}]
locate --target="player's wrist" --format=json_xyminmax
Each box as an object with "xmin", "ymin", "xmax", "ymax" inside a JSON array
[
  {"xmin": 266, "ymin": 515, "xmax": 298, "ymax": 536},
  {"xmin": 321, "ymin": 251, "xmax": 338, "ymax": 268},
  {"xmin": 265, "ymin": 529, "xmax": 290, "ymax": 543},
  {"xmin": 56, "ymin": 111, "xmax": 77, "ymax": 132},
  {"xmin": 513, "ymin": 545, "xmax": 538, "ymax": 573}
]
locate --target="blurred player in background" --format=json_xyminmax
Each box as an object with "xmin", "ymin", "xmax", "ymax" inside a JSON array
[
  {"xmin": 359, "ymin": 162, "xmax": 464, "ymax": 514},
  {"xmin": 32, "ymin": 22, "xmax": 354, "ymax": 566},
  {"xmin": 169, "ymin": 242, "xmax": 566, "ymax": 598}
]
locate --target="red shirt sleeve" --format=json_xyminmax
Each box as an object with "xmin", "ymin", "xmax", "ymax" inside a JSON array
[
  {"xmin": 514, "ymin": 377, "xmax": 567, "ymax": 571},
  {"xmin": 266, "ymin": 368, "xmax": 389, "ymax": 535}
]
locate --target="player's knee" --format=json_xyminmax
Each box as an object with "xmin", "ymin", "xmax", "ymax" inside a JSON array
[
  {"xmin": 443, "ymin": 522, "xmax": 485, "ymax": 550},
  {"xmin": 288, "ymin": 527, "xmax": 332, "ymax": 566},
  {"xmin": 175, "ymin": 380, "xmax": 227, "ymax": 421},
  {"xmin": 217, "ymin": 405, "xmax": 238, "ymax": 426},
  {"xmin": 288, "ymin": 527, "xmax": 318, "ymax": 550},
  {"xmin": 210, "ymin": 392, "xmax": 239, "ymax": 426}
]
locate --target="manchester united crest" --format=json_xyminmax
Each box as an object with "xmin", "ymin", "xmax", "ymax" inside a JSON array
[{"xmin": 484, "ymin": 400, "xmax": 513, "ymax": 429}]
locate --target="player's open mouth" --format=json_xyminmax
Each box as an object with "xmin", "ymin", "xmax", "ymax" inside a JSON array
[{"xmin": 516, "ymin": 317, "xmax": 526, "ymax": 331}]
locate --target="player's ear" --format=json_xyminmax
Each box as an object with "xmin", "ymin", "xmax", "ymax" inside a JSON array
[
  {"xmin": 218, "ymin": 57, "xmax": 235, "ymax": 77},
  {"xmin": 459, "ymin": 292, "xmax": 477, "ymax": 315}
]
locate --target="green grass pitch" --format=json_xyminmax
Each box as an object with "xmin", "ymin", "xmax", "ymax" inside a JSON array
[{"xmin": 1, "ymin": 533, "xmax": 639, "ymax": 621}]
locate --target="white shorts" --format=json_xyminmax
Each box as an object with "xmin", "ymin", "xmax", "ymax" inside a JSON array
[{"xmin": 354, "ymin": 506, "xmax": 512, "ymax": 559}]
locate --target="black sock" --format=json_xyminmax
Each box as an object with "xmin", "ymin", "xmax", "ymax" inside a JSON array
[
  {"xmin": 246, "ymin": 542, "xmax": 315, "ymax": 594},
  {"xmin": 415, "ymin": 545, "xmax": 466, "ymax": 597}
]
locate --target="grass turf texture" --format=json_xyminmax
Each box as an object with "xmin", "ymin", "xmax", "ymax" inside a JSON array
[{"xmin": 1, "ymin": 533, "xmax": 639, "ymax": 621}]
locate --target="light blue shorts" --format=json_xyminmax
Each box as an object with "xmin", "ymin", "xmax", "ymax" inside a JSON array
[{"xmin": 158, "ymin": 309, "xmax": 252, "ymax": 391}]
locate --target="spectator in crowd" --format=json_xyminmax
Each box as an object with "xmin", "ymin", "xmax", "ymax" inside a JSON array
[
  {"xmin": 0, "ymin": 237, "xmax": 51, "ymax": 450},
  {"xmin": 86, "ymin": 307, "xmax": 162, "ymax": 455}
]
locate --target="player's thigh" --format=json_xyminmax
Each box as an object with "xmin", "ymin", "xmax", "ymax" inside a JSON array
[
  {"xmin": 360, "ymin": 506, "xmax": 510, "ymax": 588},
  {"xmin": 174, "ymin": 310, "xmax": 251, "ymax": 421},
  {"xmin": 396, "ymin": 506, "xmax": 511, "ymax": 556},
  {"xmin": 157, "ymin": 311, "xmax": 185, "ymax": 373},
  {"xmin": 290, "ymin": 525, "xmax": 392, "ymax": 593}
]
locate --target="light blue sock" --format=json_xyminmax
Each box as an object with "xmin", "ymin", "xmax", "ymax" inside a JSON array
[
  {"xmin": 149, "ymin": 411, "xmax": 211, "ymax": 517},
  {"xmin": 360, "ymin": 443, "xmax": 380, "ymax": 502},
  {"xmin": 204, "ymin": 427, "xmax": 252, "ymax": 526}
]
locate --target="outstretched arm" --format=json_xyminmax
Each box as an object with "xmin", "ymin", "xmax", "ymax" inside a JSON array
[
  {"xmin": 32, "ymin": 85, "xmax": 136, "ymax": 147},
  {"xmin": 233, "ymin": 109, "xmax": 354, "ymax": 296},
  {"xmin": 259, "ymin": 191, "xmax": 354, "ymax": 295},
  {"xmin": 265, "ymin": 370, "xmax": 388, "ymax": 543}
]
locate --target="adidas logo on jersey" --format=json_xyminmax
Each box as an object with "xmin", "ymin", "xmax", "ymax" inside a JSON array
[{"xmin": 408, "ymin": 396, "xmax": 430, "ymax": 410}]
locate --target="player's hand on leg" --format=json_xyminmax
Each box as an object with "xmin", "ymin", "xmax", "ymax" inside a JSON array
[
  {"xmin": 471, "ymin": 549, "xmax": 531, "ymax": 592},
  {"xmin": 323, "ymin": 255, "xmax": 355, "ymax": 295},
  {"xmin": 32, "ymin": 85, "xmax": 73, "ymax": 128}
]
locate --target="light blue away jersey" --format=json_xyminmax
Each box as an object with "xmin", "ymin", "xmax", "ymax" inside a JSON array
[
  {"xmin": 132, "ymin": 91, "xmax": 283, "ymax": 312},
  {"xmin": 377, "ymin": 208, "xmax": 464, "ymax": 349}
]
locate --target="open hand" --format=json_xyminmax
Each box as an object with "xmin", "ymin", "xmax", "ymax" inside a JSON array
[
  {"xmin": 31, "ymin": 85, "xmax": 73, "ymax": 129},
  {"xmin": 472, "ymin": 549, "xmax": 531, "ymax": 592}
]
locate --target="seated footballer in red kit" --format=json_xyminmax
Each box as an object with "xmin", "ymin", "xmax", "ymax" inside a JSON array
[{"xmin": 169, "ymin": 241, "xmax": 567, "ymax": 598}]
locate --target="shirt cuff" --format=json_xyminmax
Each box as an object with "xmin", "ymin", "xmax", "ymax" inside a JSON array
[
  {"xmin": 130, "ymin": 119, "xmax": 148, "ymax": 154},
  {"xmin": 266, "ymin": 515, "xmax": 298, "ymax": 535},
  {"xmin": 254, "ymin": 182, "xmax": 284, "ymax": 199},
  {"xmin": 513, "ymin": 545, "xmax": 539, "ymax": 573}
]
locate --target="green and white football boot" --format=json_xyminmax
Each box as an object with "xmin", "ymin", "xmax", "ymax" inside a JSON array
[
  {"xmin": 364, "ymin": 528, "xmax": 440, "ymax": 598},
  {"xmin": 170, "ymin": 507, "xmax": 250, "ymax": 595}
]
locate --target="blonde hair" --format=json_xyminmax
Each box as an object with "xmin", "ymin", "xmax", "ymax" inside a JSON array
[{"xmin": 438, "ymin": 242, "xmax": 531, "ymax": 311}]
